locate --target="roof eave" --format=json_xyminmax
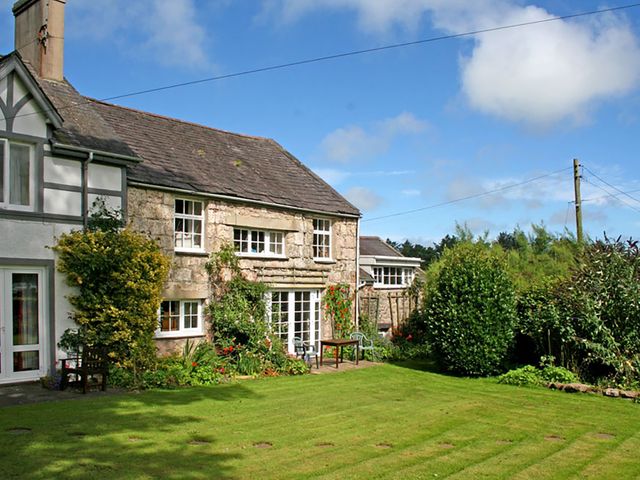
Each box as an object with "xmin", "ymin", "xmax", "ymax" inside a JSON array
[
  {"xmin": 51, "ymin": 142, "xmax": 142, "ymax": 165},
  {"xmin": 128, "ymin": 181, "xmax": 361, "ymax": 219}
]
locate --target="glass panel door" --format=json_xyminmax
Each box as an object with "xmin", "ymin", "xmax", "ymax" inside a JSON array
[
  {"xmin": 0, "ymin": 268, "xmax": 45, "ymax": 382},
  {"xmin": 268, "ymin": 290, "xmax": 321, "ymax": 354},
  {"xmin": 12, "ymin": 273, "xmax": 40, "ymax": 372}
]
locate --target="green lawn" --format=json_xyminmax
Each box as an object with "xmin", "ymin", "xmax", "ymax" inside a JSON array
[{"xmin": 1, "ymin": 363, "xmax": 639, "ymax": 479}]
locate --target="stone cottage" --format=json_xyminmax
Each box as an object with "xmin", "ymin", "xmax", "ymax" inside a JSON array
[{"xmin": 0, "ymin": 0, "xmax": 360, "ymax": 383}]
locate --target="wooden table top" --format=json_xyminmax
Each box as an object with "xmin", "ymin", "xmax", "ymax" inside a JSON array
[{"xmin": 320, "ymin": 338, "xmax": 358, "ymax": 346}]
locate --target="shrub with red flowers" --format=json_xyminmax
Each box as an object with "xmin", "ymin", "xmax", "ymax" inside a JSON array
[{"xmin": 324, "ymin": 283, "xmax": 353, "ymax": 338}]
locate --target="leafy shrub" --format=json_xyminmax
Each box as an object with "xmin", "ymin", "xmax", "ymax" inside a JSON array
[
  {"xmin": 517, "ymin": 237, "xmax": 640, "ymax": 386},
  {"xmin": 498, "ymin": 364, "xmax": 577, "ymax": 387},
  {"xmin": 53, "ymin": 207, "xmax": 170, "ymax": 367},
  {"xmin": 204, "ymin": 245, "xmax": 307, "ymax": 378},
  {"xmin": 563, "ymin": 238, "xmax": 640, "ymax": 385},
  {"xmin": 498, "ymin": 365, "xmax": 544, "ymax": 387},
  {"xmin": 391, "ymin": 310, "xmax": 432, "ymax": 360},
  {"xmin": 540, "ymin": 365, "xmax": 577, "ymax": 384},
  {"xmin": 424, "ymin": 243, "xmax": 517, "ymax": 376}
]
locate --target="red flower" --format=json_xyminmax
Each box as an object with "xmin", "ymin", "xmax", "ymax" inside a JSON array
[
  {"xmin": 192, "ymin": 362, "xmax": 198, "ymax": 367},
  {"xmin": 229, "ymin": 345, "xmax": 234, "ymax": 352},
  {"xmin": 219, "ymin": 367, "xmax": 225, "ymax": 374},
  {"xmin": 406, "ymin": 334, "xmax": 413, "ymax": 341}
]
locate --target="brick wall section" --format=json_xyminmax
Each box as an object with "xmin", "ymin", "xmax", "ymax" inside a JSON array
[{"xmin": 128, "ymin": 186, "xmax": 358, "ymax": 354}]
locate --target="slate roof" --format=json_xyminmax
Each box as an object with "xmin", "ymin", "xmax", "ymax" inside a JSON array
[
  {"xmin": 16, "ymin": 56, "xmax": 139, "ymax": 158},
  {"xmin": 4, "ymin": 53, "xmax": 359, "ymax": 217},
  {"xmin": 88, "ymin": 99, "xmax": 359, "ymax": 216},
  {"xmin": 359, "ymin": 236, "xmax": 403, "ymax": 257}
]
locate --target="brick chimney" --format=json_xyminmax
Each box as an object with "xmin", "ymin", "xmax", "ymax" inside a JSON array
[{"xmin": 13, "ymin": 0, "xmax": 66, "ymax": 81}]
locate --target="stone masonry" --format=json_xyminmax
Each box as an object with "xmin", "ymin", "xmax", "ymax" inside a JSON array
[{"xmin": 128, "ymin": 186, "xmax": 359, "ymax": 354}]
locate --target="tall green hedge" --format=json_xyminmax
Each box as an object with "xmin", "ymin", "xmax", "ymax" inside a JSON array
[{"xmin": 424, "ymin": 243, "xmax": 517, "ymax": 376}]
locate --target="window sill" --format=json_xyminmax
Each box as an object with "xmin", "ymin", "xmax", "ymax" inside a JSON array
[
  {"xmin": 235, "ymin": 253, "xmax": 288, "ymax": 260},
  {"xmin": 314, "ymin": 258, "xmax": 336, "ymax": 264},
  {"xmin": 373, "ymin": 285, "xmax": 410, "ymax": 290},
  {"xmin": 155, "ymin": 331, "xmax": 205, "ymax": 340},
  {"xmin": 174, "ymin": 249, "xmax": 209, "ymax": 257}
]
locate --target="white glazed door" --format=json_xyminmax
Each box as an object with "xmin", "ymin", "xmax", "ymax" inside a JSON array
[{"xmin": 0, "ymin": 268, "xmax": 46, "ymax": 383}]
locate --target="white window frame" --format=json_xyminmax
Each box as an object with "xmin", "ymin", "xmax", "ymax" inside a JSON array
[
  {"xmin": 233, "ymin": 228, "xmax": 285, "ymax": 258},
  {"xmin": 174, "ymin": 198, "xmax": 205, "ymax": 253},
  {"xmin": 267, "ymin": 290, "xmax": 321, "ymax": 354},
  {"xmin": 373, "ymin": 266, "xmax": 415, "ymax": 288},
  {"xmin": 156, "ymin": 299, "xmax": 204, "ymax": 338},
  {"xmin": 0, "ymin": 139, "xmax": 35, "ymax": 212},
  {"xmin": 312, "ymin": 218, "xmax": 332, "ymax": 261}
]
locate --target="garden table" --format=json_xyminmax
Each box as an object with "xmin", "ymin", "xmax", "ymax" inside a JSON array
[{"xmin": 320, "ymin": 338, "xmax": 359, "ymax": 369}]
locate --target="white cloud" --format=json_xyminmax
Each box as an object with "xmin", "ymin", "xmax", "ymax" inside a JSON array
[
  {"xmin": 401, "ymin": 189, "xmax": 421, "ymax": 197},
  {"xmin": 267, "ymin": 1, "xmax": 640, "ymax": 128},
  {"xmin": 321, "ymin": 112, "xmax": 429, "ymax": 162},
  {"xmin": 344, "ymin": 187, "xmax": 383, "ymax": 211},
  {"xmin": 67, "ymin": 0, "xmax": 210, "ymax": 69},
  {"xmin": 445, "ymin": 172, "xmax": 577, "ymax": 210},
  {"xmin": 459, "ymin": 7, "xmax": 640, "ymax": 128}
]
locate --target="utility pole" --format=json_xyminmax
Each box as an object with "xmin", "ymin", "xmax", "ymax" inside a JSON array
[{"xmin": 573, "ymin": 158, "xmax": 583, "ymax": 244}]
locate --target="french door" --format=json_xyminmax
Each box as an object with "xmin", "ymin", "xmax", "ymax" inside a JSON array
[
  {"xmin": 269, "ymin": 290, "xmax": 321, "ymax": 353},
  {"xmin": 0, "ymin": 268, "xmax": 47, "ymax": 383}
]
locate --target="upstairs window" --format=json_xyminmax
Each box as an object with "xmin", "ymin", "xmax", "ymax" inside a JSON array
[
  {"xmin": 234, "ymin": 228, "xmax": 285, "ymax": 257},
  {"xmin": 313, "ymin": 218, "xmax": 331, "ymax": 260},
  {"xmin": 373, "ymin": 267, "xmax": 415, "ymax": 287},
  {"xmin": 174, "ymin": 199, "xmax": 204, "ymax": 252},
  {"xmin": 0, "ymin": 139, "xmax": 34, "ymax": 211}
]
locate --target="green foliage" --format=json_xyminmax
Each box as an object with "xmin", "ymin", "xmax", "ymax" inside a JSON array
[
  {"xmin": 541, "ymin": 365, "xmax": 578, "ymax": 384},
  {"xmin": 204, "ymin": 244, "xmax": 303, "ymax": 378},
  {"xmin": 324, "ymin": 283, "xmax": 353, "ymax": 338},
  {"xmin": 424, "ymin": 242, "xmax": 517, "ymax": 376},
  {"xmin": 109, "ymin": 340, "xmax": 230, "ymax": 389},
  {"xmin": 497, "ymin": 365, "xmax": 545, "ymax": 387},
  {"xmin": 502, "ymin": 226, "xmax": 578, "ymax": 293},
  {"xmin": 498, "ymin": 364, "xmax": 578, "ymax": 387},
  {"xmin": 53, "ymin": 218, "xmax": 170, "ymax": 367},
  {"xmin": 562, "ymin": 237, "xmax": 640, "ymax": 384},
  {"xmin": 86, "ymin": 197, "xmax": 126, "ymax": 233}
]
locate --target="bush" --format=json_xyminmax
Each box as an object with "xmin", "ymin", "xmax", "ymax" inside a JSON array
[
  {"xmin": 53, "ymin": 204, "xmax": 169, "ymax": 367},
  {"xmin": 424, "ymin": 243, "xmax": 517, "ymax": 376},
  {"xmin": 563, "ymin": 238, "xmax": 640, "ymax": 385},
  {"xmin": 109, "ymin": 341, "xmax": 231, "ymax": 389},
  {"xmin": 498, "ymin": 364, "xmax": 577, "ymax": 387},
  {"xmin": 498, "ymin": 365, "xmax": 544, "ymax": 387}
]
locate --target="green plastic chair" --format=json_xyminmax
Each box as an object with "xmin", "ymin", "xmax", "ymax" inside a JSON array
[
  {"xmin": 293, "ymin": 336, "xmax": 319, "ymax": 368},
  {"xmin": 350, "ymin": 332, "xmax": 376, "ymax": 361}
]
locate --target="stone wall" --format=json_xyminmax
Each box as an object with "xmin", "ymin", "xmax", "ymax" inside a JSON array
[{"xmin": 127, "ymin": 186, "xmax": 358, "ymax": 353}]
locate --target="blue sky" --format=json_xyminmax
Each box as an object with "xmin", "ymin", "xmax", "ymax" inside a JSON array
[{"xmin": 2, "ymin": 0, "xmax": 640, "ymax": 245}]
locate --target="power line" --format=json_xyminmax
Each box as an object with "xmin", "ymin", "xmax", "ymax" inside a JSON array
[
  {"xmin": 4, "ymin": 2, "xmax": 640, "ymax": 122},
  {"xmin": 582, "ymin": 188, "xmax": 640, "ymax": 203},
  {"xmin": 582, "ymin": 177, "xmax": 640, "ymax": 214},
  {"xmin": 582, "ymin": 165, "xmax": 640, "ymax": 205},
  {"xmin": 362, "ymin": 167, "xmax": 572, "ymax": 223}
]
